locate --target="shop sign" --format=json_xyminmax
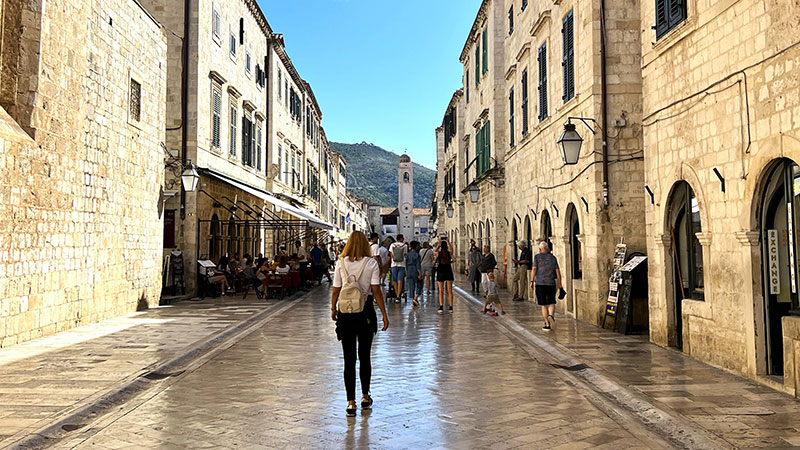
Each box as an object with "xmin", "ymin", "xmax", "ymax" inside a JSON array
[
  {"xmin": 768, "ymin": 229, "xmax": 780, "ymax": 295},
  {"xmin": 789, "ymin": 203, "xmax": 797, "ymax": 294}
]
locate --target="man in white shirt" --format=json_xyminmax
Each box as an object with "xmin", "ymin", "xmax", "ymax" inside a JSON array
[
  {"xmin": 389, "ymin": 234, "xmax": 408, "ymax": 301},
  {"xmin": 296, "ymin": 240, "xmax": 308, "ymax": 285}
]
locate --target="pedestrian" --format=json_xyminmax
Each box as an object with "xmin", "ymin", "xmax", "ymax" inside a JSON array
[
  {"xmin": 530, "ymin": 241, "xmax": 563, "ymax": 331},
  {"xmin": 435, "ymin": 238, "xmax": 455, "ymax": 314},
  {"xmin": 478, "ymin": 245, "xmax": 497, "ymax": 295},
  {"xmin": 481, "ymin": 271, "xmax": 505, "ymax": 315},
  {"xmin": 419, "ymin": 242, "xmax": 435, "ymax": 295},
  {"xmin": 389, "ymin": 234, "xmax": 408, "ymax": 302},
  {"xmin": 379, "ymin": 238, "xmax": 391, "ymax": 287},
  {"xmin": 405, "ymin": 241, "xmax": 423, "ymax": 306},
  {"xmin": 511, "ymin": 241, "xmax": 532, "ymax": 301},
  {"xmin": 331, "ymin": 231, "xmax": 389, "ymax": 417},
  {"xmin": 468, "ymin": 245, "xmax": 483, "ymax": 293}
]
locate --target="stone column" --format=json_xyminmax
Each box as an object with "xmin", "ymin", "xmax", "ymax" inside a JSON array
[{"xmin": 736, "ymin": 230, "xmax": 764, "ymax": 378}]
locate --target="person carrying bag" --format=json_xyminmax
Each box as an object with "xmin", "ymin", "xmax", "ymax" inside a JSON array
[{"xmin": 331, "ymin": 231, "xmax": 389, "ymax": 417}]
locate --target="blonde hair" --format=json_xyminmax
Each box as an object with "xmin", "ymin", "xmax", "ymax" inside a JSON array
[{"xmin": 340, "ymin": 231, "xmax": 371, "ymax": 261}]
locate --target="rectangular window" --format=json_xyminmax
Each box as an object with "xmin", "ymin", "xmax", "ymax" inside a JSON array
[
  {"xmin": 245, "ymin": 51, "xmax": 252, "ymax": 76},
  {"xmin": 229, "ymin": 101, "xmax": 237, "ymax": 156},
  {"xmin": 211, "ymin": 86, "xmax": 222, "ymax": 149},
  {"xmin": 562, "ymin": 11, "xmax": 575, "ymax": 103},
  {"xmin": 285, "ymin": 81, "xmax": 289, "ymax": 109},
  {"xmin": 229, "ymin": 31, "xmax": 237, "ymax": 58},
  {"xmin": 278, "ymin": 70, "xmax": 282, "ymax": 103},
  {"xmin": 538, "ymin": 44, "xmax": 548, "ymax": 121},
  {"xmin": 254, "ymin": 120, "xmax": 261, "ymax": 170},
  {"xmin": 278, "ymin": 144, "xmax": 282, "ymax": 180},
  {"xmin": 508, "ymin": 6, "xmax": 514, "ymax": 35},
  {"xmin": 475, "ymin": 48, "xmax": 480, "ymax": 87},
  {"xmin": 291, "ymin": 153, "xmax": 296, "ymax": 189},
  {"xmin": 129, "ymin": 79, "xmax": 141, "ymax": 122},
  {"xmin": 284, "ymin": 148, "xmax": 289, "ymax": 184},
  {"xmin": 509, "ymin": 88, "xmax": 515, "ymax": 148},
  {"xmin": 212, "ymin": 6, "xmax": 221, "ymax": 42},
  {"xmin": 475, "ymin": 121, "xmax": 491, "ymax": 177},
  {"xmin": 242, "ymin": 115, "xmax": 251, "ymax": 166},
  {"xmin": 481, "ymin": 29, "xmax": 488, "ymax": 75},
  {"xmin": 655, "ymin": 0, "xmax": 687, "ymax": 39},
  {"xmin": 465, "ymin": 145, "xmax": 470, "ymax": 184},
  {"xmin": 466, "ymin": 70, "xmax": 470, "ymax": 103},
  {"xmin": 521, "ymin": 69, "xmax": 529, "ymax": 137},
  {"xmin": 522, "ymin": 0, "xmax": 528, "ymax": 11}
]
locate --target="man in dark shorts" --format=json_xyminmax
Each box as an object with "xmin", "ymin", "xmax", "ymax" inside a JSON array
[{"xmin": 530, "ymin": 241, "xmax": 562, "ymax": 331}]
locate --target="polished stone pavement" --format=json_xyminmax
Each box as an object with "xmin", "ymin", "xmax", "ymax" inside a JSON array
[
  {"xmin": 2, "ymin": 280, "xmax": 800, "ymax": 449},
  {"xmin": 56, "ymin": 288, "xmax": 663, "ymax": 450}
]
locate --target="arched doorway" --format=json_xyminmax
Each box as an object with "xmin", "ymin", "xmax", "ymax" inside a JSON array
[
  {"xmin": 540, "ymin": 210, "xmax": 553, "ymax": 251},
  {"xmin": 759, "ymin": 158, "xmax": 800, "ymax": 376},
  {"xmin": 512, "ymin": 219, "xmax": 519, "ymax": 261},
  {"xmin": 566, "ymin": 204, "xmax": 582, "ymax": 314},
  {"xmin": 478, "ymin": 222, "xmax": 484, "ymax": 249},
  {"xmin": 227, "ymin": 217, "xmax": 236, "ymax": 257},
  {"xmin": 485, "ymin": 219, "xmax": 491, "ymax": 250},
  {"xmin": 525, "ymin": 215, "xmax": 532, "ymax": 250},
  {"xmin": 668, "ymin": 181, "xmax": 704, "ymax": 350}
]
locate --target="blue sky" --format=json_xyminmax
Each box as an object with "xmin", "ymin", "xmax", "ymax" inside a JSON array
[{"xmin": 257, "ymin": 0, "xmax": 481, "ymax": 169}]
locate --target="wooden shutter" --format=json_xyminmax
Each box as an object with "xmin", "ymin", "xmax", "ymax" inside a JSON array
[
  {"xmin": 239, "ymin": 18, "xmax": 244, "ymax": 44},
  {"xmin": 668, "ymin": 0, "xmax": 686, "ymax": 30},
  {"xmin": 242, "ymin": 117, "xmax": 249, "ymax": 165},
  {"xmin": 484, "ymin": 121, "xmax": 491, "ymax": 170},
  {"xmin": 482, "ymin": 29, "xmax": 488, "ymax": 74},
  {"xmin": 521, "ymin": 69, "xmax": 528, "ymax": 135},
  {"xmin": 538, "ymin": 44, "xmax": 548, "ymax": 120},
  {"xmin": 509, "ymin": 88, "xmax": 515, "ymax": 147},
  {"xmin": 212, "ymin": 90, "xmax": 221, "ymax": 148},
  {"xmin": 562, "ymin": 12, "xmax": 574, "ymax": 102},
  {"xmin": 475, "ymin": 47, "xmax": 480, "ymax": 86}
]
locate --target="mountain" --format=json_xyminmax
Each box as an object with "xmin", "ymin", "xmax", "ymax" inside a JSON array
[{"xmin": 330, "ymin": 142, "xmax": 435, "ymax": 208}]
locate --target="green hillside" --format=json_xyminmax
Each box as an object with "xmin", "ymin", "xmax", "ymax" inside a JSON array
[{"xmin": 330, "ymin": 142, "xmax": 435, "ymax": 208}]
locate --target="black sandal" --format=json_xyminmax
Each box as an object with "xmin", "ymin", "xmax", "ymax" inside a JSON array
[
  {"xmin": 346, "ymin": 402, "xmax": 357, "ymax": 417},
  {"xmin": 361, "ymin": 395, "xmax": 373, "ymax": 409}
]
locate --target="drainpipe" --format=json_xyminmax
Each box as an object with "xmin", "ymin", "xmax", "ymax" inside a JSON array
[
  {"xmin": 180, "ymin": 0, "xmax": 191, "ymax": 219},
  {"xmin": 600, "ymin": 0, "xmax": 610, "ymax": 207}
]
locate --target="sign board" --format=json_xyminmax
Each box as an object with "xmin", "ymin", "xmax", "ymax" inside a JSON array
[
  {"xmin": 603, "ymin": 243, "xmax": 628, "ymax": 319},
  {"xmin": 789, "ymin": 202, "xmax": 797, "ymax": 293},
  {"xmin": 620, "ymin": 256, "xmax": 647, "ymax": 272},
  {"xmin": 768, "ymin": 229, "xmax": 780, "ymax": 295}
]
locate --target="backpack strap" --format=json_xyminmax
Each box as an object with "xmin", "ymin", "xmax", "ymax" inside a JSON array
[{"xmin": 356, "ymin": 258, "xmax": 369, "ymax": 278}]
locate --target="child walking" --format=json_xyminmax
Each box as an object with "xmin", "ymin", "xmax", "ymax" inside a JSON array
[{"xmin": 481, "ymin": 271, "xmax": 505, "ymax": 315}]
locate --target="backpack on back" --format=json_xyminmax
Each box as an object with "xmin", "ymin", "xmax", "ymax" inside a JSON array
[
  {"xmin": 337, "ymin": 258, "xmax": 369, "ymax": 313},
  {"xmin": 392, "ymin": 244, "xmax": 405, "ymax": 263}
]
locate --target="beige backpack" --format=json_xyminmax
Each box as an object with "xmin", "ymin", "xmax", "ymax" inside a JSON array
[{"xmin": 337, "ymin": 258, "xmax": 369, "ymax": 313}]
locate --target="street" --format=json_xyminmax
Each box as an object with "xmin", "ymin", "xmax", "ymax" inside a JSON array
[{"xmin": 55, "ymin": 287, "xmax": 664, "ymax": 450}]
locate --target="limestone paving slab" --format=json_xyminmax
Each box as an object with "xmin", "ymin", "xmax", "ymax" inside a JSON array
[
  {"xmin": 61, "ymin": 287, "xmax": 661, "ymax": 450},
  {"xmin": 0, "ymin": 296, "xmax": 273, "ymax": 446},
  {"xmin": 451, "ymin": 276, "xmax": 800, "ymax": 449}
]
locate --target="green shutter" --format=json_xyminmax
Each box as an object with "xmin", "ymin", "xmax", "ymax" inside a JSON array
[
  {"xmin": 482, "ymin": 29, "xmax": 488, "ymax": 74},
  {"xmin": 475, "ymin": 47, "xmax": 480, "ymax": 86},
  {"xmin": 484, "ymin": 121, "xmax": 491, "ymax": 170}
]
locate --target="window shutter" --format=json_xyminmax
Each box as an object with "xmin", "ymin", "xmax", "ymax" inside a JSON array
[
  {"xmin": 538, "ymin": 44, "xmax": 548, "ymax": 120},
  {"xmin": 668, "ymin": 0, "xmax": 685, "ymax": 28},
  {"xmin": 567, "ymin": 13, "xmax": 574, "ymax": 100},
  {"xmin": 521, "ymin": 69, "xmax": 528, "ymax": 136},
  {"xmin": 242, "ymin": 117, "xmax": 248, "ymax": 165},
  {"xmin": 481, "ymin": 29, "xmax": 488, "ymax": 74},
  {"xmin": 475, "ymin": 47, "xmax": 480, "ymax": 86},
  {"xmin": 562, "ymin": 12, "xmax": 575, "ymax": 102},
  {"xmin": 484, "ymin": 121, "xmax": 491, "ymax": 170},
  {"xmin": 509, "ymin": 88, "xmax": 515, "ymax": 147},
  {"xmin": 239, "ymin": 18, "xmax": 244, "ymax": 44}
]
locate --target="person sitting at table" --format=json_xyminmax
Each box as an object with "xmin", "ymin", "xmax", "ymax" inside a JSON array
[
  {"xmin": 276, "ymin": 256, "xmax": 291, "ymax": 274},
  {"xmin": 208, "ymin": 267, "xmax": 229, "ymax": 296}
]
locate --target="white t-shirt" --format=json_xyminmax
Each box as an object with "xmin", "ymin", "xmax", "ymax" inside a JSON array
[
  {"xmin": 333, "ymin": 257, "xmax": 380, "ymax": 295},
  {"xmin": 297, "ymin": 246, "xmax": 307, "ymax": 262},
  {"xmin": 276, "ymin": 265, "xmax": 290, "ymax": 274},
  {"xmin": 370, "ymin": 243, "xmax": 380, "ymax": 257},
  {"xmin": 378, "ymin": 246, "xmax": 389, "ymax": 266},
  {"xmin": 389, "ymin": 242, "xmax": 408, "ymax": 268}
]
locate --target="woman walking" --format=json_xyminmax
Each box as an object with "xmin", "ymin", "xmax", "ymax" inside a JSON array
[
  {"xmin": 530, "ymin": 241, "xmax": 563, "ymax": 331},
  {"xmin": 435, "ymin": 239, "xmax": 455, "ymax": 314},
  {"xmin": 331, "ymin": 231, "xmax": 390, "ymax": 417},
  {"xmin": 405, "ymin": 241, "xmax": 423, "ymax": 306},
  {"xmin": 467, "ymin": 245, "xmax": 483, "ymax": 293}
]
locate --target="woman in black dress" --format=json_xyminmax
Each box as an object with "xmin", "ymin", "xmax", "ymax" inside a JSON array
[{"xmin": 435, "ymin": 239, "xmax": 455, "ymax": 314}]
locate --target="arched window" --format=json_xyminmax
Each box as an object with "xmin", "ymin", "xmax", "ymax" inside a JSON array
[
  {"xmin": 512, "ymin": 219, "xmax": 519, "ymax": 260},
  {"xmin": 485, "ymin": 219, "xmax": 491, "ymax": 250},
  {"xmin": 525, "ymin": 215, "xmax": 532, "ymax": 250},
  {"xmin": 670, "ymin": 181, "xmax": 704, "ymax": 301},
  {"xmin": 478, "ymin": 222, "xmax": 484, "ymax": 248},
  {"xmin": 228, "ymin": 217, "xmax": 236, "ymax": 256}
]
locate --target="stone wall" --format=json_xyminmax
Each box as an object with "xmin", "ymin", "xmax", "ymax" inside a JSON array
[
  {"xmin": 0, "ymin": 0, "xmax": 167, "ymax": 346},
  {"xmin": 641, "ymin": 0, "xmax": 800, "ymax": 389}
]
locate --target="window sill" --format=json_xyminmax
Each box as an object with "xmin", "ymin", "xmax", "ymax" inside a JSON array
[
  {"xmin": 645, "ymin": 17, "xmax": 696, "ymax": 65},
  {"xmin": 213, "ymin": 35, "xmax": 221, "ymax": 47}
]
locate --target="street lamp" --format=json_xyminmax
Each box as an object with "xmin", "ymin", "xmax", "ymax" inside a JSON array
[
  {"xmin": 468, "ymin": 184, "xmax": 480, "ymax": 203},
  {"xmin": 557, "ymin": 117, "xmax": 598, "ymax": 165},
  {"xmin": 180, "ymin": 161, "xmax": 200, "ymax": 192},
  {"xmin": 446, "ymin": 204, "xmax": 454, "ymax": 218}
]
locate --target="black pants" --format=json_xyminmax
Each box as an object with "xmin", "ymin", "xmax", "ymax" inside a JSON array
[{"xmin": 337, "ymin": 300, "xmax": 377, "ymax": 401}]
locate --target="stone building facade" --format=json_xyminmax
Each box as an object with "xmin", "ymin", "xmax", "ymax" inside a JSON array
[
  {"xmin": 0, "ymin": 0, "xmax": 167, "ymax": 346},
  {"xmin": 436, "ymin": 0, "xmax": 646, "ymax": 325},
  {"xmin": 641, "ymin": 0, "xmax": 800, "ymax": 396}
]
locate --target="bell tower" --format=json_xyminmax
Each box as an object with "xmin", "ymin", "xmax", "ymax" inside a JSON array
[{"xmin": 398, "ymin": 154, "xmax": 414, "ymax": 239}]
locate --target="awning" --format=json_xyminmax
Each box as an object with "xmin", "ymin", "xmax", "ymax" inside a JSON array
[{"xmin": 199, "ymin": 168, "xmax": 335, "ymax": 230}]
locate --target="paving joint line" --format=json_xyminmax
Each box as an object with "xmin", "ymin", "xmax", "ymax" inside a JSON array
[
  {"xmin": 453, "ymin": 285, "xmax": 732, "ymax": 450},
  {"xmin": 2, "ymin": 288, "xmax": 318, "ymax": 450}
]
